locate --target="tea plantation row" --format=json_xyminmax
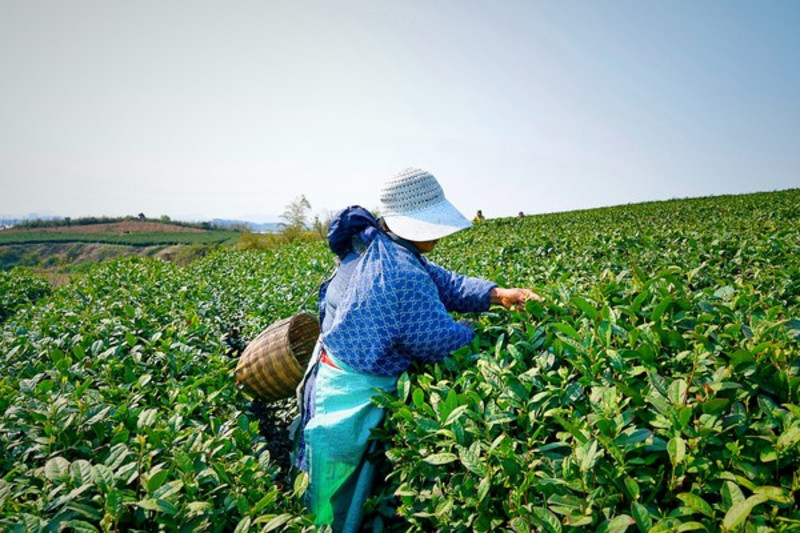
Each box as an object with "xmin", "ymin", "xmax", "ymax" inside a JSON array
[
  {"xmin": 0, "ymin": 243, "xmax": 328, "ymax": 532},
  {"xmin": 1, "ymin": 189, "xmax": 798, "ymax": 532},
  {"xmin": 371, "ymin": 190, "xmax": 799, "ymax": 532}
]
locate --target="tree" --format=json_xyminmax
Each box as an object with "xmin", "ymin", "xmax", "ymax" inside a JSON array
[
  {"xmin": 280, "ymin": 195, "xmax": 311, "ymax": 232},
  {"xmin": 312, "ymin": 209, "xmax": 333, "ymax": 239}
]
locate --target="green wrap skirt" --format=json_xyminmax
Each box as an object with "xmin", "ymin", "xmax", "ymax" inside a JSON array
[{"xmin": 301, "ymin": 343, "xmax": 397, "ymax": 531}]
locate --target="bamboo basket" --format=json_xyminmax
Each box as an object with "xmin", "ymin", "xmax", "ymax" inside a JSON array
[{"xmin": 234, "ymin": 312, "xmax": 319, "ymax": 401}]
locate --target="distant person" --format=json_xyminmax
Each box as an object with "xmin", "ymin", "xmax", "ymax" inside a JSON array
[
  {"xmin": 472, "ymin": 209, "xmax": 485, "ymax": 223},
  {"xmin": 518, "ymin": 211, "xmax": 525, "ymax": 218},
  {"xmin": 293, "ymin": 168, "xmax": 541, "ymax": 531}
]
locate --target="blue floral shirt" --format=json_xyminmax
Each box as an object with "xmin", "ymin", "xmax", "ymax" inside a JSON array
[{"xmin": 320, "ymin": 232, "xmax": 496, "ymax": 376}]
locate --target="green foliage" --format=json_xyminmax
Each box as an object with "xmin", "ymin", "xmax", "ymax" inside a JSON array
[
  {"xmin": 0, "ymin": 250, "xmax": 327, "ymax": 530},
  {"xmin": 168, "ymin": 244, "xmax": 219, "ymax": 267},
  {"xmin": 0, "ymin": 247, "xmax": 42, "ymax": 270},
  {"xmin": 370, "ymin": 189, "xmax": 800, "ymax": 531},
  {"xmin": 1, "ymin": 189, "xmax": 798, "ymax": 531},
  {"xmin": 238, "ymin": 229, "xmax": 321, "ymax": 252},
  {"xmin": 0, "ymin": 230, "xmax": 240, "ymax": 247},
  {"xmin": 0, "ymin": 268, "xmax": 51, "ymax": 322}
]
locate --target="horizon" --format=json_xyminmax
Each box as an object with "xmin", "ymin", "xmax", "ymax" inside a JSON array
[
  {"xmin": 2, "ymin": 1, "xmax": 798, "ymax": 221},
  {"xmin": 2, "ymin": 185, "xmax": 796, "ymax": 225}
]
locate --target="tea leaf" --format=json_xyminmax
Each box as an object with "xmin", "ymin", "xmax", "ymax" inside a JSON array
[
  {"xmin": 251, "ymin": 490, "xmax": 278, "ymax": 515},
  {"xmin": 677, "ymin": 492, "xmax": 713, "ymax": 518},
  {"xmin": 91, "ymin": 465, "xmax": 114, "ymax": 493},
  {"xmin": 721, "ymin": 481, "xmax": 745, "ymax": 510},
  {"xmin": 617, "ymin": 478, "xmax": 636, "ymax": 503},
  {"xmin": 233, "ymin": 516, "xmax": 251, "ymax": 533},
  {"xmin": 668, "ymin": 379, "xmax": 687, "ymax": 405},
  {"xmin": 262, "ymin": 513, "xmax": 293, "ymax": 532},
  {"xmin": 137, "ymin": 408, "xmax": 158, "ymax": 429},
  {"xmin": 616, "ymin": 428, "xmax": 651, "ymax": 447},
  {"xmin": 572, "ymin": 296, "xmax": 599, "ymax": 321},
  {"xmin": 145, "ymin": 468, "xmax": 169, "ymax": 493},
  {"xmin": 668, "ymin": 437, "xmax": 686, "ymax": 465},
  {"xmin": 186, "ymin": 501, "xmax": 212, "ymax": 514},
  {"xmin": 752, "ymin": 485, "xmax": 792, "ymax": 504},
  {"xmin": 61, "ymin": 521, "xmax": 99, "ymax": 533},
  {"xmin": 398, "ymin": 372, "xmax": 410, "ymax": 403},
  {"xmin": 533, "ymin": 506, "xmax": 562, "ymax": 533},
  {"xmin": 424, "ymin": 453, "xmax": 457, "ymax": 465},
  {"xmin": 293, "ymin": 471, "xmax": 309, "ymax": 497},
  {"xmin": 44, "ymin": 457, "xmax": 70, "ymax": 483},
  {"xmin": 70, "ymin": 460, "xmax": 94, "ymax": 487},
  {"xmin": 605, "ymin": 514, "xmax": 635, "ymax": 533},
  {"xmin": 510, "ymin": 516, "xmax": 532, "ymax": 533},
  {"xmin": 477, "ymin": 474, "xmax": 491, "ymax": 503},
  {"xmin": 722, "ymin": 495, "xmax": 768, "ymax": 530},
  {"xmin": 776, "ymin": 425, "xmax": 800, "ymax": 450},
  {"xmin": 676, "ymin": 522, "xmax": 708, "ymax": 531},
  {"xmin": 631, "ymin": 502, "xmax": 652, "ymax": 533},
  {"xmin": 458, "ymin": 443, "xmax": 487, "ymax": 477},
  {"xmin": 443, "ymin": 404, "xmax": 469, "ymax": 426},
  {"xmin": 135, "ymin": 498, "xmax": 160, "ymax": 511},
  {"xmin": 552, "ymin": 322, "xmax": 580, "ymax": 341}
]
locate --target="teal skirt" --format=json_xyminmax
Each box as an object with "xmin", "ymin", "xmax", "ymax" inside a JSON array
[{"xmin": 301, "ymin": 343, "xmax": 397, "ymax": 531}]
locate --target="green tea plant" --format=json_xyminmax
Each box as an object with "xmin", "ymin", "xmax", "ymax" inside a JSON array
[
  {"xmin": 0, "ymin": 252, "xmax": 327, "ymax": 531},
  {"xmin": 1, "ymin": 189, "xmax": 797, "ymax": 532},
  {"xmin": 0, "ymin": 230, "xmax": 240, "ymax": 247},
  {"xmin": 0, "ymin": 268, "xmax": 51, "ymax": 322},
  {"xmin": 371, "ymin": 190, "xmax": 800, "ymax": 532}
]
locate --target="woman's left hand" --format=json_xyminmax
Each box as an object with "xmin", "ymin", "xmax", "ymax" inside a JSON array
[{"xmin": 490, "ymin": 287, "xmax": 543, "ymax": 310}]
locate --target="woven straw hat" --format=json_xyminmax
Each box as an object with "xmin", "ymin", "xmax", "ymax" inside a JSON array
[{"xmin": 379, "ymin": 168, "xmax": 471, "ymax": 241}]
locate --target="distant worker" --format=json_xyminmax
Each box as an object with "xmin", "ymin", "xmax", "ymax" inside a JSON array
[{"xmin": 473, "ymin": 209, "xmax": 485, "ymax": 223}]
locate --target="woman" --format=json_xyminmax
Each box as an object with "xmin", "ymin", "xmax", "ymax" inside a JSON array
[{"xmin": 294, "ymin": 168, "xmax": 539, "ymax": 531}]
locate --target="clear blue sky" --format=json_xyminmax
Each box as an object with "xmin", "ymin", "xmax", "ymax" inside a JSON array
[{"xmin": 1, "ymin": 1, "xmax": 798, "ymax": 221}]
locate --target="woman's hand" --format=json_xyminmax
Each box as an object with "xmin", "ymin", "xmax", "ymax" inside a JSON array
[{"xmin": 490, "ymin": 287, "xmax": 543, "ymax": 310}]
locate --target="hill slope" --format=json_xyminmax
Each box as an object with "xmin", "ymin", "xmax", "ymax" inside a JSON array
[
  {"xmin": 0, "ymin": 220, "xmax": 242, "ymax": 270},
  {"xmin": 0, "ymin": 189, "xmax": 797, "ymax": 531}
]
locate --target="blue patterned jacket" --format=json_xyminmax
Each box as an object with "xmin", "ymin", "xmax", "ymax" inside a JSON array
[{"xmin": 319, "ymin": 207, "xmax": 496, "ymax": 377}]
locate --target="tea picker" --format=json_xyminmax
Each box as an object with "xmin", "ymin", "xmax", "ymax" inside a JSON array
[{"xmin": 238, "ymin": 168, "xmax": 540, "ymax": 532}]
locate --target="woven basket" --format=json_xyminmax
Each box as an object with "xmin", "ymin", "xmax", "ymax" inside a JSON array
[{"xmin": 235, "ymin": 312, "xmax": 319, "ymax": 401}]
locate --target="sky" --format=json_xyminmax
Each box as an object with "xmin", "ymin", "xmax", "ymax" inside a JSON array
[{"xmin": 1, "ymin": 1, "xmax": 798, "ymax": 222}]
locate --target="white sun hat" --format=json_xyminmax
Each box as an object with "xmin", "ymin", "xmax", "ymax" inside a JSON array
[{"xmin": 379, "ymin": 168, "xmax": 472, "ymax": 242}]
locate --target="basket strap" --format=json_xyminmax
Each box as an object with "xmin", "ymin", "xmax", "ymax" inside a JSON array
[{"xmin": 296, "ymin": 262, "xmax": 336, "ymax": 314}]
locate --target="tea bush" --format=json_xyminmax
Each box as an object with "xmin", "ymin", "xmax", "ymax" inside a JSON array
[
  {"xmin": 372, "ymin": 190, "xmax": 800, "ymax": 532},
  {"xmin": 0, "ymin": 251, "xmax": 327, "ymax": 531},
  {"xmin": 1, "ymin": 189, "xmax": 797, "ymax": 532},
  {"xmin": 0, "ymin": 268, "xmax": 51, "ymax": 322}
]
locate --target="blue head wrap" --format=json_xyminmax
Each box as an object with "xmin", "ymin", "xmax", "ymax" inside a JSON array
[{"xmin": 327, "ymin": 206, "xmax": 383, "ymax": 260}]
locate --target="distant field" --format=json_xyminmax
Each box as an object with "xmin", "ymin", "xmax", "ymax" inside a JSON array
[
  {"xmin": 0, "ymin": 225, "xmax": 240, "ymax": 246},
  {"xmin": 2, "ymin": 221, "xmax": 205, "ymax": 235}
]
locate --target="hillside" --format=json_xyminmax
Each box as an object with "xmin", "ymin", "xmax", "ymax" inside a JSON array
[
  {"xmin": 0, "ymin": 188, "xmax": 797, "ymax": 531},
  {"xmin": 2, "ymin": 221, "xmax": 205, "ymax": 235},
  {"xmin": 0, "ymin": 221, "xmax": 239, "ymax": 247},
  {"xmin": 0, "ymin": 220, "xmax": 242, "ymax": 270}
]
